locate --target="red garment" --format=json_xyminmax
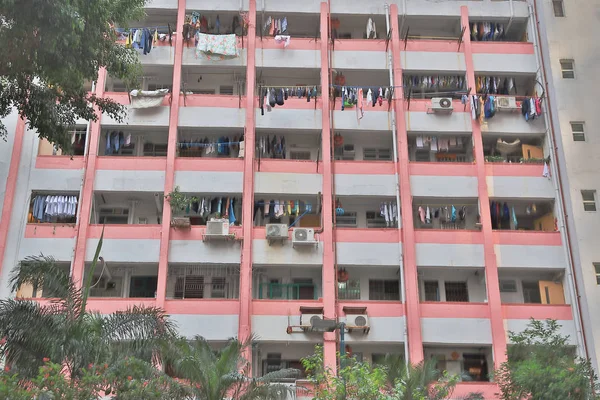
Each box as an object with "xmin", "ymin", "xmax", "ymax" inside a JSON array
[{"xmin": 535, "ymin": 98, "xmax": 542, "ymax": 115}]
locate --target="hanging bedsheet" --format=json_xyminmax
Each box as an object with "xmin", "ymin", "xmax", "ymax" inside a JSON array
[
  {"xmin": 130, "ymin": 89, "xmax": 169, "ymax": 109},
  {"xmin": 196, "ymin": 33, "xmax": 239, "ymax": 59}
]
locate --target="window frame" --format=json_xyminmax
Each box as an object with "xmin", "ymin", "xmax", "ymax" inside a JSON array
[
  {"xmin": 594, "ymin": 263, "xmax": 600, "ymax": 285},
  {"xmin": 338, "ymin": 279, "xmax": 361, "ymax": 300},
  {"xmin": 444, "ymin": 281, "xmax": 469, "ymax": 302},
  {"xmin": 336, "ymin": 211, "xmax": 358, "ymax": 228},
  {"xmin": 369, "ymin": 279, "xmax": 400, "ymax": 301},
  {"xmin": 363, "ymin": 147, "xmax": 392, "ymax": 161},
  {"xmin": 571, "ymin": 122, "xmax": 585, "ymax": 142},
  {"xmin": 560, "ymin": 59, "xmax": 575, "ymax": 79},
  {"xmin": 552, "ymin": 0, "xmax": 565, "ymax": 17},
  {"xmin": 423, "ymin": 280, "xmax": 440, "ymax": 301},
  {"xmin": 582, "ymin": 190, "xmax": 597, "ymax": 212}
]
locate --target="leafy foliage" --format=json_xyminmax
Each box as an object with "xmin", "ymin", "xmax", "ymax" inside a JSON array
[
  {"xmin": 0, "ymin": 230, "xmax": 177, "ymax": 378},
  {"xmin": 164, "ymin": 335, "xmax": 300, "ymax": 400},
  {"xmin": 301, "ymin": 347, "xmax": 460, "ymax": 400},
  {"xmin": 495, "ymin": 319, "xmax": 600, "ymax": 400},
  {"xmin": 0, "ymin": 0, "xmax": 147, "ymax": 152}
]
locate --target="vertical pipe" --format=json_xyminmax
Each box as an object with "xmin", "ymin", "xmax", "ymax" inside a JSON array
[
  {"xmin": 460, "ymin": 6, "xmax": 507, "ymax": 369},
  {"xmin": 155, "ymin": 0, "xmax": 187, "ymax": 308},
  {"xmin": 390, "ymin": 4, "xmax": 424, "ymax": 364},
  {"xmin": 385, "ymin": 3, "xmax": 409, "ymax": 367},
  {"xmin": 71, "ymin": 68, "xmax": 108, "ymax": 286},
  {"xmin": 239, "ymin": 0, "xmax": 257, "ymax": 364},
  {"xmin": 319, "ymin": 1, "xmax": 337, "ymax": 373}
]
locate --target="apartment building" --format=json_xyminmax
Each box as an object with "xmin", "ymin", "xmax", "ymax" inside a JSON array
[
  {"xmin": 535, "ymin": 0, "xmax": 600, "ymax": 373},
  {"xmin": 0, "ymin": 0, "xmax": 588, "ymax": 397}
]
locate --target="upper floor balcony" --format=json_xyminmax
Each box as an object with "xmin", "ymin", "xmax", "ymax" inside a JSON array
[{"xmin": 424, "ymin": 346, "xmax": 492, "ymax": 382}]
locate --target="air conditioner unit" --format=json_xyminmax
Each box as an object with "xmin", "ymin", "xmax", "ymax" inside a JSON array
[
  {"xmin": 431, "ymin": 97, "xmax": 453, "ymax": 114},
  {"xmin": 266, "ymin": 223, "xmax": 289, "ymax": 240},
  {"xmin": 206, "ymin": 219, "xmax": 230, "ymax": 236},
  {"xmin": 300, "ymin": 313, "xmax": 324, "ymax": 330},
  {"xmin": 496, "ymin": 96, "xmax": 518, "ymax": 111},
  {"xmin": 346, "ymin": 314, "xmax": 370, "ymax": 333},
  {"xmin": 292, "ymin": 228, "xmax": 317, "ymax": 247}
]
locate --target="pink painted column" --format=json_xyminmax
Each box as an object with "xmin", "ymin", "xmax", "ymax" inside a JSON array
[
  {"xmin": 461, "ymin": 6, "xmax": 507, "ymax": 368},
  {"xmin": 239, "ymin": 0, "xmax": 257, "ymax": 350},
  {"xmin": 390, "ymin": 4, "xmax": 424, "ymax": 364},
  {"xmin": 155, "ymin": 0, "xmax": 187, "ymax": 308},
  {"xmin": 0, "ymin": 117, "xmax": 26, "ymax": 278},
  {"xmin": 319, "ymin": 1, "xmax": 337, "ymax": 372},
  {"xmin": 71, "ymin": 68, "xmax": 108, "ymax": 286}
]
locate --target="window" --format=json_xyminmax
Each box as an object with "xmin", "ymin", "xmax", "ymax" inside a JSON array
[
  {"xmin": 594, "ymin": 263, "xmax": 600, "ymax": 285},
  {"xmin": 143, "ymin": 143, "xmax": 168, "ymax": 157},
  {"xmin": 560, "ymin": 59, "xmax": 575, "ymax": 79},
  {"xmin": 174, "ymin": 276, "xmax": 204, "ymax": 299},
  {"xmin": 522, "ymin": 281, "xmax": 542, "ymax": 304},
  {"xmin": 582, "ymin": 190, "xmax": 597, "ymax": 211},
  {"xmin": 363, "ymin": 148, "xmax": 392, "ymax": 161},
  {"xmin": 211, "ymin": 277, "xmax": 226, "ymax": 298},
  {"xmin": 369, "ymin": 279, "xmax": 400, "ymax": 300},
  {"xmin": 336, "ymin": 211, "xmax": 357, "ymax": 228},
  {"xmin": 98, "ymin": 207, "xmax": 129, "ymax": 224},
  {"xmin": 219, "ymin": 85, "xmax": 234, "ymax": 95},
  {"xmin": 552, "ymin": 0, "xmax": 565, "ymax": 17},
  {"xmin": 571, "ymin": 122, "xmax": 585, "ymax": 141},
  {"xmin": 444, "ymin": 281, "xmax": 469, "ymax": 302},
  {"xmin": 290, "ymin": 151, "xmax": 311, "ymax": 160},
  {"xmin": 366, "ymin": 211, "xmax": 388, "ymax": 228},
  {"xmin": 499, "ymin": 280, "xmax": 518, "ymax": 293},
  {"xmin": 338, "ymin": 280, "xmax": 360, "ymax": 300},
  {"xmin": 423, "ymin": 281, "xmax": 440, "ymax": 301}
]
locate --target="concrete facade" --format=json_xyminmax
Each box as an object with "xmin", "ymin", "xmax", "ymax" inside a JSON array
[{"xmin": 0, "ymin": 0, "xmax": 591, "ymax": 396}]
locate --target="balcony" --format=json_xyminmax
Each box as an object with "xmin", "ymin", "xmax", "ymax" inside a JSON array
[
  {"xmin": 424, "ymin": 347, "xmax": 493, "ymax": 382},
  {"xmin": 179, "ymin": 94, "xmax": 246, "ymax": 129},
  {"xmin": 84, "ymin": 263, "xmax": 158, "ymax": 300},
  {"xmin": 176, "ymin": 127, "xmax": 245, "ymax": 171},
  {"xmin": 413, "ymin": 198, "xmax": 479, "ymax": 230},
  {"xmin": 97, "ymin": 127, "xmax": 168, "ymax": 169},
  {"xmin": 254, "ymin": 267, "xmax": 321, "ymax": 301},
  {"xmin": 166, "ymin": 264, "xmax": 239, "ymax": 300}
]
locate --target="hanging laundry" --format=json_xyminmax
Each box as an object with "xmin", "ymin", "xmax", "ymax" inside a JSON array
[
  {"xmin": 425, "ymin": 207, "xmax": 431, "ymax": 224},
  {"xmin": 274, "ymin": 35, "xmax": 291, "ymax": 47},
  {"xmin": 196, "ymin": 33, "xmax": 239, "ymax": 58}
]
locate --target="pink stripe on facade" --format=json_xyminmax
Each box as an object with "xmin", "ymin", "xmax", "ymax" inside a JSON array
[
  {"xmin": 332, "ymin": 39, "xmax": 386, "ymax": 52},
  {"xmin": 87, "ymin": 224, "xmax": 162, "ymax": 239},
  {"xmin": 86, "ymin": 299, "xmax": 158, "ymax": 313},
  {"xmin": 238, "ymin": 0, "xmax": 257, "ymax": 353},
  {"xmin": 175, "ymin": 158, "xmax": 244, "ymax": 172},
  {"xmin": 71, "ymin": 68, "xmax": 107, "ymax": 286},
  {"xmin": 337, "ymin": 301, "xmax": 405, "ymax": 317},
  {"xmin": 181, "ymin": 94, "xmax": 245, "ymax": 108},
  {"xmin": 256, "ymin": 159, "xmax": 322, "ymax": 174},
  {"xmin": 25, "ymin": 224, "xmax": 77, "ymax": 239},
  {"xmin": 333, "ymin": 161, "xmax": 395, "ymax": 175},
  {"xmin": 252, "ymin": 300, "xmax": 325, "ymax": 315},
  {"xmin": 414, "ymin": 229, "xmax": 485, "ymax": 244},
  {"xmin": 164, "ymin": 300, "xmax": 240, "ymax": 315},
  {"xmin": 155, "ymin": 0, "xmax": 186, "ymax": 309},
  {"xmin": 485, "ymin": 162, "xmax": 545, "ymax": 177},
  {"xmin": 35, "ymin": 156, "xmax": 85, "ymax": 170},
  {"xmin": 334, "ymin": 228, "xmax": 400, "ymax": 243},
  {"xmin": 0, "ymin": 117, "xmax": 27, "ymax": 278},
  {"xmin": 502, "ymin": 304, "xmax": 573, "ymax": 320},
  {"xmin": 409, "ymin": 162, "xmax": 477, "ymax": 176},
  {"xmin": 391, "ymin": 3, "xmax": 424, "ymax": 364},
  {"xmin": 404, "ymin": 40, "xmax": 461, "ymax": 53},
  {"xmin": 420, "ymin": 302, "xmax": 491, "ymax": 319},
  {"xmin": 96, "ymin": 157, "xmax": 167, "ymax": 171},
  {"xmin": 492, "ymin": 230, "xmax": 562, "ymax": 246},
  {"xmin": 258, "ymin": 37, "xmax": 321, "ymax": 50},
  {"xmin": 471, "ymin": 42, "xmax": 534, "ymax": 54},
  {"xmin": 461, "ymin": 6, "xmax": 507, "ymax": 368}
]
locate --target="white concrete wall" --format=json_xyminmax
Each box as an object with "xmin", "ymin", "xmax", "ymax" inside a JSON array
[
  {"xmin": 174, "ymin": 171, "xmax": 243, "ymax": 194},
  {"xmin": 487, "ymin": 176, "xmax": 555, "ymax": 199},
  {"xmin": 187, "ymin": 0, "xmax": 249, "ymax": 11},
  {"xmin": 402, "ymin": 52, "xmax": 466, "ymax": 73},
  {"xmin": 422, "ymin": 318, "xmax": 493, "ymax": 344},
  {"xmin": 334, "ymin": 174, "xmax": 397, "ymax": 197},
  {"xmin": 410, "ymin": 176, "xmax": 478, "ymax": 197},
  {"xmin": 406, "ymin": 111, "xmax": 472, "ymax": 133},
  {"xmin": 18, "ymin": 238, "xmax": 76, "ymax": 262},
  {"xmin": 336, "ymin": 243, "xmax": 401, "ymax": 266},
  {"xmin": 30, "ymin": 169, "xmax": 82, "ymax": 191},
  {"xmin": 256, "ymin": 109, "xmax": 322, "ymax": 130},
  {"xmin": 506, "ymin": 319, "xmax": 577, "ymax": 345},
  {"xmin": 332, "ymin": 110, "xmax": 392, "ymax": 131},
  {"xmin": 256, "ymin": 49, "xmax": 320, "ymax": 69},
  {"xmin": 418, "ymin": 267, "xmax": 487, "ymax": 302},
  {"xmin": 102, "ymin": 107, "xmax": 170, "ymax": 127},
  {"xmin": 416, "ymin": 243, "xmax": 485, "ymax": 267},
  {"xmin": 137, "ymin": 46, "xmax": 175, "ymax": 66},
  {"xmin": 85, "ymin": 239, "xmax": 160, "ymax": 263},
  {"xmin": 183, "ymin": 48, "xmax": 248, "ymax": 67},
  {"xmin": 171, "ymin": 314, "xmax": 239, "ymax": 340},
  {"xmin": 169, "ymin": 241, "xmax": 242, "ymax": 263},
  {"xmin": 255, "ymin": 172, "xmax": 322, "ymax": 195},
  {"xmin": 95, "ymin": 170, "xmax": 166, "ymax": 192},
  {"xmin": 332, "ymin": 51, "xmax": 389, "ymax": 71},
  {"xmin": 179, "ymin": 107, "xmax": 245, "ymax": 128},
  {"xmin": 495, "ymin": 244, "xmax": 566, "ymax": 269},
  {"xmin": 252, "ymin": 239, "xmax": 323, "ymax": 266}
]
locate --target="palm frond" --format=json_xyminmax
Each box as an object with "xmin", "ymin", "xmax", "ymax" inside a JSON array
[
  {"xmin": 0, "ymin": 299, "xmax": 66, "ymax": 377},
  {"xmin": 10, "ymin": 254, "xmax": 72, "ymax": 299},
  {"xmin": 80, "ymin": 226, "xmax": 104, "ymax": 314}
]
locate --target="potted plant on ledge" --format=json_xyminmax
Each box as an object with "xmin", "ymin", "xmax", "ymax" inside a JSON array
[{"xmin": 165, "ymin": 186, "xmax": 197, "ymax": 229}]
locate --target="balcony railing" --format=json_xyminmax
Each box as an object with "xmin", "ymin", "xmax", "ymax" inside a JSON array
[{"xmin": 257, "ymin": 282, "xmax": 317, "ymax": 300}]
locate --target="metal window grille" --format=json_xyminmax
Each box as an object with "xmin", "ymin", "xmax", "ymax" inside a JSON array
[
  {"xmin": 336, "ymin": 211, "xmax": 357, "ymax": 228},
  {"xmin": 364, "ymin": 148, "xmax": 392, "ymax": 161},
  {"xmin": 369, "ymin": 280, "xmax": 400, "ymax": 301},
  {"xmin": 290, "ymin": 151, "xmax": 311, "ymax": 160},
  {"xmin": 219, "ymin": 85, "xmax": 234, "ymax": 95},
  {"xmin": 594, "ymin": 263, "xmax": 600, "ymax": 285},
  {"xmin": 423, "ymin": 280, "xmax": 440, "ymax": 301},
  {"xmin": 168, "ymin": 265, "xmax": 240, "ymax": 299},
  {"xmin": 338, "ymin": 280, "xmax": 361, "ymax": 300},
  {"xmin": 444, "ymin": 281, "xmax": 469, "ymax": 302},
  {"xmin": 366, "ymin": 211, "xmax": 387, "ymax": 228},
  {"xmin": 552, "ymin": 0, "xmax": 565, "ymax": 17}
]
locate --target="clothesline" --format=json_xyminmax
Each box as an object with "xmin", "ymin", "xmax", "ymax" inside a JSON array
[
  {"xmin": 259, "ymin": 85, "xmax": 321, "ymax": 89},
  {"xmin": 414, "ymin": 203, "xmax": 477, "ymax": 207},
  {"xmin": 115, "ymin": 26, "xmax": 171, "ymax": 32},
  {"xmin": 330, "ymin": 84, "xmax": 401, "ymax": 90},
  {"xmin": 177, "ymin": 141, "xmax": 243, "ymax": 147}
]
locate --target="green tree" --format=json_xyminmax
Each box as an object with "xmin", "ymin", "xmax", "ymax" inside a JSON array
[
  {"xmin": 0, "ymin": 0, "xmax": 147, "ymax": 152},
  {"xmin": 165, "ymin": 335, "xmax": 299, "ymax": 400},
  {"xmin": 384, "ymin": 357, "xmax": 459, "ymax": 400},
  {"xmin": 495, "ymin": 318, "xmax": 600, "ymax": 400},
  {"xmin": 0, "ymin": 230, "xmax": 176, "ymax": 379}
]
